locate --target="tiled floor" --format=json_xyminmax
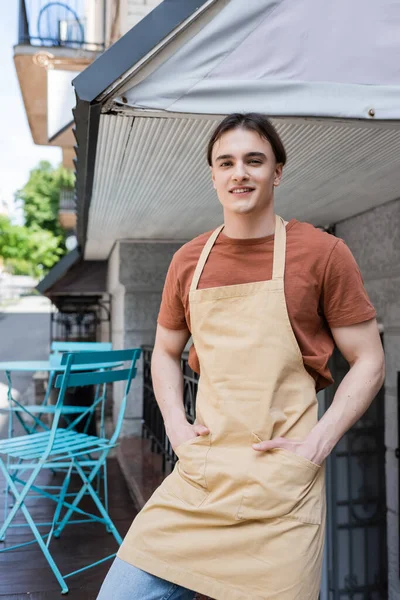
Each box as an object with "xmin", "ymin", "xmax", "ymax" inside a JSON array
[{"xmin": 0, "ymin": 458, "xmax": 136, "ymax": 599}]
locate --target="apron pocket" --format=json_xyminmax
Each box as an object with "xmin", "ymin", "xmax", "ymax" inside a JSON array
[
  {"xmin": 164, "ymin": 434, "xmax": 211, "ymax": 508},
  {"xmin": 237, "ymin": 440, "xmax": 323, "ymax": 524}
]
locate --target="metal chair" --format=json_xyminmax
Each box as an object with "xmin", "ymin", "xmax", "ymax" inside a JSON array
[
  {"xmin": 49, "ymin": 341, "xmax": 113, "ymax": 435},
  {"xmin": 0, "ymin": 348, "xmax": 141, "ymax": 594},
  {"xmin": 3, "ymin": 342, "xmax": 114, "ymax": 435},
  {"xmin": 50, "ymin": 341, "xmax": 113, "ymax": 353},
  {"xmin": 2, "ymin": 344, "xmax": 118, "ymax": 525},
  {"xmin": 49, "ymin": 343, "xmax": 115, "ymax": 509},
  {"xmin": 47, "ymin": 342, "xmax": 113, "ymax": 419}
]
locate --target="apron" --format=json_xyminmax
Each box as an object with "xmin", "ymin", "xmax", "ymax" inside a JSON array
[{"xmin": 118, "ymin": 215, "xmax": 326, "ymax": 600}]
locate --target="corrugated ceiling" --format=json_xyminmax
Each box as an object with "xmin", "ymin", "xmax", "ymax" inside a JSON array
[{"xmin": 85, "ymin": 114, "xmax": 400, "ymax": 259}]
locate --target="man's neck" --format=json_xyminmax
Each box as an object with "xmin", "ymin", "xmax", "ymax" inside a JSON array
[{"xmin": 223, "ymin": 208, "xmax": 280, "ymax": 239}]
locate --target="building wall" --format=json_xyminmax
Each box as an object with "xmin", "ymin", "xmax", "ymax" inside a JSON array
[
  {"xmin": 335, "ymin": 197, "xmax": 400, "ymax": 600},
  {"xmin": 84, "ymin": 0, "xmax": 105, "ymax": 49},
  {"xmin": 108, "ymin": 240, "xmax": 183, "ymax": 436},
  {"xmin": 121, "ymin": 0, "xmax": 163, "ymax": 34}
]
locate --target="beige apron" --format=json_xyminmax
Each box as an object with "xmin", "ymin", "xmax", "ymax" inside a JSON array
[{"xmin": 118, "ymin": 215, "xmax": 326, "ymax": 600}]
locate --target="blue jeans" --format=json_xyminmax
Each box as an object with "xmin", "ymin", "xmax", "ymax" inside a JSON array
[{"xmin": 97, "ymin": 557, "xmax": 196, "ymax": 600}]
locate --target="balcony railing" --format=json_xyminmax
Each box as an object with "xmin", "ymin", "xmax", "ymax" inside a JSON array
[
  {"xmin": 18, "ymin": 0, "xmax": 105, "ymax": 51},
  {"xmin": 59, "ymin": 188, "xmax": 75, "ymax": 212},
  {"xmin": 142, "ymin": 345, "xmax": 199, "ymax": 474}
]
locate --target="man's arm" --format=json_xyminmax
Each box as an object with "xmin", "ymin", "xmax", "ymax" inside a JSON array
[
  {"xmin": 151, "ymin": 323, "xmax": 210, "ymax": 451},
  {"xmin": 253, "ymin": 318, "xmax": 385, "ymax": 464}
]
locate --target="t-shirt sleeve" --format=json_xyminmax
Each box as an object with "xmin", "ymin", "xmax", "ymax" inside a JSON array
[
  {"xmin": 157, "ymin": 253, "xmax": 188, "ymax": 330},
  {"xmin": 321, "ymin": 239, "xmax": 376, "ymax": 328}
]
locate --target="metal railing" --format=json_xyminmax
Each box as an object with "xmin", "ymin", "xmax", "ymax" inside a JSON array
[
  {"xmin": 397, "ymin": 371, "xmax": 400, "ymax": 577},
  {"xmin": 18, "ymin": 0, "xmax": 105, "ymax": 51},
  {"xmin": 142, "ymin": 345, "xmax": 199, "ymax": 473},
  {"xmin": 59, "ymin": 188, "xmax": 75, "ymax": 212}
]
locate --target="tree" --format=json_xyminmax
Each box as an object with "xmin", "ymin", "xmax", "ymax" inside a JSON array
[
  {"xmin": 0, "ymin": 161, "xmax": 75, "ymax": 277},
  {"xmin": 0, "ymin": 215, "xmax": 64, "ymax": 277},
  {"xmin": 15, "ymin": 160, "xmax": 75, "ymax": 239}
]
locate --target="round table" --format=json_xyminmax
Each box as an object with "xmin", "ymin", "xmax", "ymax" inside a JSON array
[{"xmin": 0, "ymin": 359, "xmax": 122, "ymax": 436}]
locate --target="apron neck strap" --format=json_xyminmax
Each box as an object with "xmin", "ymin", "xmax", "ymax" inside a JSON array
[
  {"xmin": 190, "ymin": 215, "xmax": 286, "ymax": 291},
  {"xmin": 190, "ymin": 225, "xmax": 224, "ymax": 292},
  {"xmin": 272, "ymin": 215, "xmax": 286, "ymax": 281}
]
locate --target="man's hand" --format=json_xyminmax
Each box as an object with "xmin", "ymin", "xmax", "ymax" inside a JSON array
[
  {"xmin": 252, "ymin": 436, "xmax": 322, "ymax": 466},
  {"xmin": 167, "ymin": 422, "xmax": 210, "ymax": 452}
]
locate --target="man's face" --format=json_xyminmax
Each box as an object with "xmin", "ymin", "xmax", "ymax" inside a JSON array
[{"xmin": 210, "ymin": 128, "xmax": 283, "ymax": 215}]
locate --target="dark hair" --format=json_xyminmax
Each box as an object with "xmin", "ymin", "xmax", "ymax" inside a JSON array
[{"xmin": 207, "ymin": 113, "xmax": 287, "ymax": 167}]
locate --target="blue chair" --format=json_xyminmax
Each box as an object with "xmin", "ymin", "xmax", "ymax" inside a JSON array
[
  {"xmin": 3, "ymin": 345, "xmax": 118, "ymax": 524},
  {"xmin": 51, "ymin": 341, "xmax": 113, "ymax": 353},
  {"xmin": 0, "ymin": 348, "xmax": 141, "ymax": 594},
  {"xmin": 4, "ymin": 342, "xmax": 114, "ymax": 434},
  {"xmin": 46, "ymin": 341, "xmax": 113, "ymax": 413},
  {"xmin": 50, "ymin": 343, "xmax": 112, "ymax": 436},
  {"xmin": 49, "ymin": 344, "xmax": 115, "ymax": 508}
]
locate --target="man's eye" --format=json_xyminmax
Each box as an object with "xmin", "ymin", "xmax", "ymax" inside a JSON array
[
  {"xmin": 249, "ymin": 160, "xmax": 262, "ymax": 165},
  {"xmin": 220, "ymin": 162, "xmax": 232, "ymax": 167}
]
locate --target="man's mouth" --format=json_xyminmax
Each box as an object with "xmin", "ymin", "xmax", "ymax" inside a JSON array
[{"xmin": 229, "ymin": 187, "xmax": 255, "ymax": 195}]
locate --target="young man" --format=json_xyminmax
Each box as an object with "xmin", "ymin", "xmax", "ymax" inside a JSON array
[{"xmin": 98, "ymin": 114, "xmax": 385, "ymax": 600}]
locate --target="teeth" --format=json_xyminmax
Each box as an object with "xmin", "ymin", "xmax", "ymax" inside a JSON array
[{"xmin": 232, "ymin": 188, "xmax": 253, "ymax": 194}]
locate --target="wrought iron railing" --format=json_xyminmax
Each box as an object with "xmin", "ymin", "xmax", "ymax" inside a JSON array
[
  {"xmin": 50, "ymin": 295, "xmax": 111, "ymax": 343},
  {"xmin": 326, "ymin": 346, "xmax": 387, "ymax": 598},
  {"xmin": 18, "ymin": 0, "xmax": 105, "ymax": 50},
  {"xmin": 59, "ymin": 188, "xmax": 75, "ymax": 212},
  {"xmin": 142, "ymin": 345, "xmax": 199, "ymax": 474}
]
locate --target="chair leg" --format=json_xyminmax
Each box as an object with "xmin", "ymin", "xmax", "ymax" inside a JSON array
[
  {"xmin": 0, "ymin": 461, "xmax": 69, "ymax": 594},
  {"xmin": 54, "ymin": 457, "xmax": 105, "ymax": 537},
  {"xmin": 73, "ymin": 461, "xmax": 123, "ymax": 545},
  {"xmin": 0, "ymin": 461, "xmax": 42, "ymax": 541},
  {"xmin": 102, "ymin": 459, "xmax": 111, "ymax": 532},
  {"xmin": 46, "ymin": 463, "xmax": 73, "ymax": 548},
  {"xmin": 54, "ymin": 454, "xmax": 115, "ymax": 539}
]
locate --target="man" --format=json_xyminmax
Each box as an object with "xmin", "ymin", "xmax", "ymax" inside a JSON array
[{"xmin": 98, "ymin": 114, "xmax": 385, "ymax": 600}]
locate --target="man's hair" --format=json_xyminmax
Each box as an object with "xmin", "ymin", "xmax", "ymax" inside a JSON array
[{"xmin": 207, "ymin": 113, "xmax": 287, "ymax": 167}]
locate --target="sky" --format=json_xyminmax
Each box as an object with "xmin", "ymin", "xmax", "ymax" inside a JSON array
[{"xmin": 0, "ymin": 5, "xmax": 61, "ymax": 221}]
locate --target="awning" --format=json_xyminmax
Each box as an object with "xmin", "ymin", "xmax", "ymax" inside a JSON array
[
  {"xmin": 37, "ymin": 249, "xmax": 107, "ymax": 300},
  {"xmin": 71, "ymin": 0, "xmax": 400, "ymax": 259},
  {"xmin": 119, "ymin": 0, "xmax": 400, "ymax": 120}
]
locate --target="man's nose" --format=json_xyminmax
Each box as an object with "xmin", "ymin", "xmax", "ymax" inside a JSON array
[{"xmin": 232, "ymin": 163, "xmax": 249, "ymax": 180}]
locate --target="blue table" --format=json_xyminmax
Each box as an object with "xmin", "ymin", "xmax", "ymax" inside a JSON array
[
  {"xmin": 0, "ymin": 360, "xmax": 122, "ymax": 373},
  {"xmin": 0, "ymin": 359, "xmax": 122, "ymax": 436}
]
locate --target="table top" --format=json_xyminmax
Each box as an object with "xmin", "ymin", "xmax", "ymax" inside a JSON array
[{"xmin": 0, "ymin": 361, "xmax": 123, "ymax": 373}]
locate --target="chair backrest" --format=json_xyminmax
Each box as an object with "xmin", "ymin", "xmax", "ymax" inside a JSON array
[
  {"xmin": 51, "ymin": 341, "xmax": 113, "ymax": 353},
  {"xmin": 49, "ymin": 348, "xmax": 141, "ymax": 453}
]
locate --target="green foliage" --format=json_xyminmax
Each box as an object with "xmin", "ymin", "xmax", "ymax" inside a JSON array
[
  {"xmin": 16, "ymin": 160, "xmax": 75, "ymax": 238},
  {"xmin": 0, "ymin": 215, "xmax": 64, "ymax": 277},
  {"xmin": 0, "ymin": 161, "xmax": 75, "ymax": 277}
]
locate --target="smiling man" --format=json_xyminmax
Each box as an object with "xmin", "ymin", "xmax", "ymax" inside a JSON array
[{"xmin": 98, "ymin": 114, "xmax": 385, "ymax": 600}]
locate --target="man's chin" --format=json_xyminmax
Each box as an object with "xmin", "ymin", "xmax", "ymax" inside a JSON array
[{"xmin": 229, "ymin": 203, "xmax": 257, "ymax": 215}]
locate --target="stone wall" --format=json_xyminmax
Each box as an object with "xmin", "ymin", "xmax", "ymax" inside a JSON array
[
  {"xmin": 335, "ymin": 198, "xmax": 400, "ymax": 599},
  {"xmin": 108, "ymin": 240, "xmax": 183, "ymax": 436}
]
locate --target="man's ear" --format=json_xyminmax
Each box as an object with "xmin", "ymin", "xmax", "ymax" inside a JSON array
[
  {"xmin": 211, "ymin": 166, "xmax": 217, "ymax": 190},
  {"xmin": 274, "ymin": 163, "xmax": 283, "ymax": 187}
]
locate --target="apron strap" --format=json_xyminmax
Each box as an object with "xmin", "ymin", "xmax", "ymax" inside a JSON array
[
  {"xmin": 190, "ymin": 216, "xmax": 286, "ymax": 291},
  {"xmin": 190, "ymin": 225, "xmax": 225, "ymax": 292},
  {"xmin": 272, "ymin": 215, "xmax": 286, "ymax": 281}
]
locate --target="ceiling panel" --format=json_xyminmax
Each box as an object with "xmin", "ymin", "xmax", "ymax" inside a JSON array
[{"xmin": 85, "ymin": 114, "xmax": 400, "ymax": 259}]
